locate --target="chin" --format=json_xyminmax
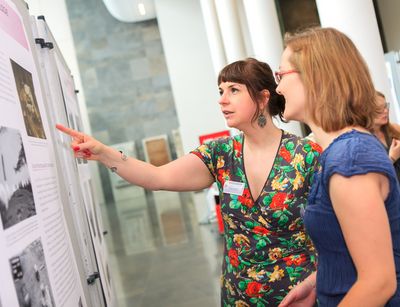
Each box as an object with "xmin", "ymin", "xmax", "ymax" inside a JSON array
[
  {"xmin": 225, "ymin": 121, "xmax": 235, "ymax": 129},
  {"xmin": 283, "ymin": 112, "xmax": 301, "ymax": 123},
  {"xmin": 375, "ymin": 119, "xmax": 387, "ymax": 127}
]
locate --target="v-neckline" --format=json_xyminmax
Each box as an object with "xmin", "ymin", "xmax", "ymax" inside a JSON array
[{"xmin": 241, "ymin": 130, "xmax": 284, "ymax": 204}]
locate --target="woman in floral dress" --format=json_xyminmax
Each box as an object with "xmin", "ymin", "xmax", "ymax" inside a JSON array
[
  {"xmin": 192, "ymin": 59, "xmax": 321, "ymax": 306},
  {"xmin": 56, "ymin": 58, "xmax": 321, "ymax": 306}
]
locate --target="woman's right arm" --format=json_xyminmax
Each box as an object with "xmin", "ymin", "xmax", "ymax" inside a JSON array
[{"xmin": 56, "ymin": 124, "xmax": 214, "ymax": 191}]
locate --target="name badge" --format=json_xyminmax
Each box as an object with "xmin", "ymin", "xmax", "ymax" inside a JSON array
[{"xmin": 223, "ymin": 180, "xmax": 245, "ymax": 196}]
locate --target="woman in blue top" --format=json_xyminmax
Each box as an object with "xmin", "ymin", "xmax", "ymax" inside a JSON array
[{"xmin": 277, "ymin": 27, "xmax": 400, "ymax": 306}]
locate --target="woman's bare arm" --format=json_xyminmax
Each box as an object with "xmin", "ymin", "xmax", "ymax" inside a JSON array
[
  {"xmin": 330, "ymin": 172, "xmax": 396, "ymax": 306},
  {"xmin": 56, "ymin": 124, "xmax": 214, "ymax": 191}
]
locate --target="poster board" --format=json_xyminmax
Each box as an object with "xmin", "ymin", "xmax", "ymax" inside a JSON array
[
  {"xmin": 30, "ymin": 17, "xmax": 99, "ymax": 300},
  {"xmin": 33, "ymin": 13, "xmax": 114, "ymax": 307},
  {"xmin": 0, "ymin": 0, "xmax": 88, "ymax": 306},
  {"xmin": 0, "ymin": 0, "xmax": 110, "ymax": 306}
]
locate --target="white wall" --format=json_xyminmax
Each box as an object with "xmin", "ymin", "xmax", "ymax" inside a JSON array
[{"xmin": 155, "ymin": 0, "xmax": 226, "ymax": 153}]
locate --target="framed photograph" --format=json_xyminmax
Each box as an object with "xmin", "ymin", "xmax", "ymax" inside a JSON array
[{"xmin": 142, "ymin": 135, "xmax": 171, "ymax": 166}]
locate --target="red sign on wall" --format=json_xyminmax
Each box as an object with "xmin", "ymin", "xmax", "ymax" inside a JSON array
[{"xmin": 199, "ymin": 130, "xmax": 230, "ymax": 145}]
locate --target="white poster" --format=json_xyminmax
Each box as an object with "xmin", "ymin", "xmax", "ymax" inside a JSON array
[
  {"xmin": 0, "ymin": 0, "xmax": 86, "ymax": 306},
  {"xmin": 54, "ymin": 51, "xmax": 113, "ymax": 305}
]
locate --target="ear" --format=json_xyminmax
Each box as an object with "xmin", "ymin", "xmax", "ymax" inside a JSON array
[{"xmin": 259, "ymin": 89, "xmax": 270, "ymax": 110}]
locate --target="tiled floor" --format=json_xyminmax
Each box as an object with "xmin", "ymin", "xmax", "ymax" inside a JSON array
[{"xmin": 101, "ymin": 189, "xmax": 224, "ymax": 307}]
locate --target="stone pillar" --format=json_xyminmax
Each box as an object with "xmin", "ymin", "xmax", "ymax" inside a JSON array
[
  {"xmin": 242, "ymin": 0, "xmax": 283, "ymax": 71},
  {"xmin": 214, "ymin": 0, "xmax": 246, "ymax": 63},
  {"xmin": 200, "ymin": 0, "xmax": 227, "ymax": 76},
  {"xmin": 316, "ymin": 0, "xmax": 393, "ymax": 113},
  {"xmin": 242, "ymin": 0, "xmax": 303, "ymax": 136}
]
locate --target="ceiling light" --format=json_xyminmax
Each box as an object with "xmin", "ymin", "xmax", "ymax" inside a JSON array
[{"xmin": 138, "ymin": 3, "xmax": 146, "ymax": 15}]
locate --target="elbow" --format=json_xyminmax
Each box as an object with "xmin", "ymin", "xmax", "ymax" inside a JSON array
[
  {"xmin": 146, "ymin": 182, "xmax": 171, "ymax": 192},
  {"xmin": 357, "ymin": 272, "xmax": 397, "ymax": 303},
  {"xmin": 143, "ymin": 181, "xmax": 162, "ymax": 191},
  {"xmin": 374, "ymin": 274, "xmax": 397, "ymax": 302},
  {"xmin": 385, "ymin": 277, "xmax": 397, "ymax": 299}
]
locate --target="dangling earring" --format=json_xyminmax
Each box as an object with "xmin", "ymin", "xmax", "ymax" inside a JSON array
[{"xmin": 257, "ymin": 113, "xmax": 267, "ymax": 128}]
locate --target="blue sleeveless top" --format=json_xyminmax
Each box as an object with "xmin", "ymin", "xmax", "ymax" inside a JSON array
[{"xmin": 304, "ymin": 130, "xmax": 400, "ymax": 306}]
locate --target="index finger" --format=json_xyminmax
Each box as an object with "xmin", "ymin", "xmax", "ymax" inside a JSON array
[{"xmin": 56, "ymin": 123, "xmax": 83, "ymax": 139}]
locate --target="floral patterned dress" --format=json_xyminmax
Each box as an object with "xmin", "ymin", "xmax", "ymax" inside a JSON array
[{"xmin": 191, "ymin": 131, "xmax": 321, "ymax": 306}]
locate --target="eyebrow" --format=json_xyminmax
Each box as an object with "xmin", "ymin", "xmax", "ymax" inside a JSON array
[
  {"xmin": 226, "ymin": 83, "xmax": 241, "ymax": 89},
  {"xmin": 219, "ymin": 82, "xmax": 243, "ymax": 92}
]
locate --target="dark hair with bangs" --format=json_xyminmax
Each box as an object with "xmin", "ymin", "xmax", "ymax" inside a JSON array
[{"xmin": 218, "ymin": 58, "xmax": 286, "ymax": 123}]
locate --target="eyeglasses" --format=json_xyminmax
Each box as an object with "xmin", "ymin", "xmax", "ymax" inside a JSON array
[
  {"xmin": 274, "ymin": 69, "xmax": 299, "ymax": 84},
  {"xmin": 378, "ymin": 102, "xmax": 390, "ymax": 113}
]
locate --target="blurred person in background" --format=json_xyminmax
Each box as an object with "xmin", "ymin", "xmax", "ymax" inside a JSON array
[{"xmin": 373, "ymin": 91, "xmax": 400, "ymax": 182}]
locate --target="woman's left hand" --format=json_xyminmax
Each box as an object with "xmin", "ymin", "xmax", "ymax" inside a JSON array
[{"xmin": 278, "ymin": 279, "xmax": 316, "ymax": 307}]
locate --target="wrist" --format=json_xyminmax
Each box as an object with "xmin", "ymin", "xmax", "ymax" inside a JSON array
[
  {"xmin": 304, "ymin": 278, "xmax": 316, "ymax": 290},
  {"xmin": 303, "ymin": 273, "xmax": 316, "ymax": 290},
  {"xmin": 100, "ymin": 147, "xmax": 127, "ymax": 171}
]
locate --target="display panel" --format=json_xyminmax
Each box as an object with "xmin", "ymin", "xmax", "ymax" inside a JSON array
[{"xmin": 0, "ymin": 0, "xmax": 90, "ymax": 305}]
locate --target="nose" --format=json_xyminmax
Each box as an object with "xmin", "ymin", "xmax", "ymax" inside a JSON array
[
  {"xmin": 276, "ymin": 83, "xmax": 282, "ymax": 95},
  {"xmin": 218, "ymin": 92, "xmax": 229, "ymax": 105}
]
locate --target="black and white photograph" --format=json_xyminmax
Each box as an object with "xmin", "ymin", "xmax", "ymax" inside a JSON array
[
  {"xmin": 10, "ymin": 239, "xmax": 55, "ymax": 307},
  {"xmin": 0, "ymin": 126, "xmax": 36, "ymax": 230},
  {"xmin": 10, "ymin": 59, "xmax": 46, "ymax": 139}
]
